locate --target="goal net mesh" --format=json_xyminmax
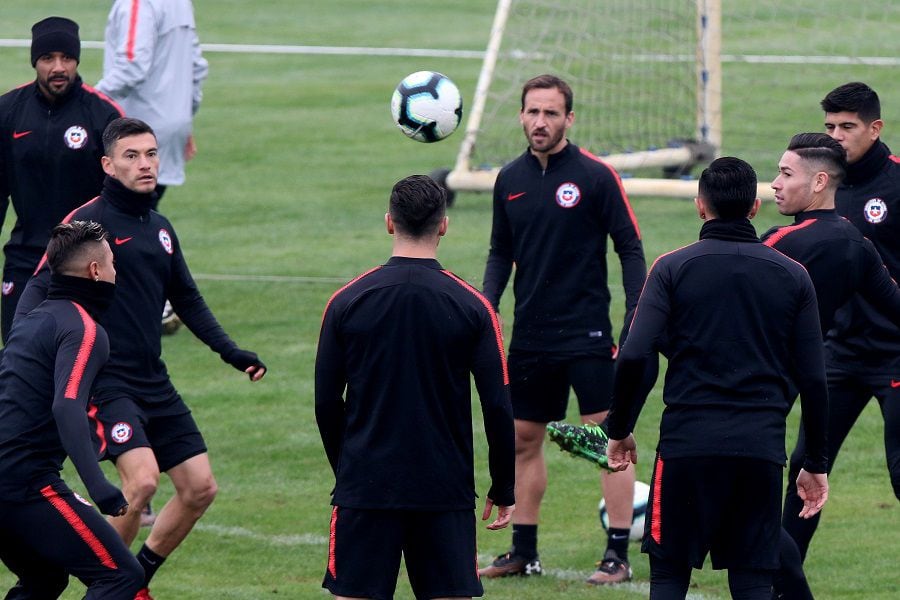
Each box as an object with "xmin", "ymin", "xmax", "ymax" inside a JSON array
[{"xmin": 464, "ymin": 0, "xmax": 900, "ymax": 181}]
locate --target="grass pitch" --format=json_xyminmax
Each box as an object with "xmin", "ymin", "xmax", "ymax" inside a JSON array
[{"xmin": 1, "ymin": 1, "xmax": 898, "ymax": 598}]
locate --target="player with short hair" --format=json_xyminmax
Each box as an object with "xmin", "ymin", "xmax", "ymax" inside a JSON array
[
  {"xmin": 764, "ymin": 132, "xmax": 900, "ymax": 599},
  {"xmin": 15, "ymin": 117, "xmax": 266, "ymax": 600},
  {"xmin": 316, "ymin": 174, "xmax": 515, "ymax": 600},
  {"xmin": 781, "ymin": 83, "xmax": 900, "ymax": 563},
  {"xmin": 0, "ymin": 16, "xmax": 123, "ymax": 344},
  {"xmin": 606, "ymin": 157, "xmax": 829, "ymax": 600},
  {"xmin": 478, "ymin": 74, "xmax": 649, "ymax": 584},
  {"xmin": 0, "ymin": 220, "xmax": 143, "ymax": 599}
]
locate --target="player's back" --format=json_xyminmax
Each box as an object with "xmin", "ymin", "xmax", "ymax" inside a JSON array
[{"xmin": 323, "ymin": 257, "xmax": 498, "ymax": 510}]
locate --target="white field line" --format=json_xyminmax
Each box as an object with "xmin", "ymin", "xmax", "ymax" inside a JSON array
[
  {"xmin": 192, "ymin": 272, "xmax": 348, "ymax": 284},
  {"xmin": 0, "ymin": 39, "xmax": 898, "ymax": 66}
]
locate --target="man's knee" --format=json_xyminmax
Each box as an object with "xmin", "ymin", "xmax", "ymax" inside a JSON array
[{"xmin": 178, "ymin": 473, "xmax": 218, "ymax": 511}]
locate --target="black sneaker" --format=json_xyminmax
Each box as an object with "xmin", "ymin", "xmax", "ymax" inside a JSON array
[{"xmin": 478, "ymin": 552, "xmax": 543, "ymax": 578}]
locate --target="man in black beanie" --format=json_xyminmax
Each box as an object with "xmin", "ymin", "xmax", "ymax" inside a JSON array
[{"xmin": 0, "ymin": 16, "xmax": 123, "ymax": 345}]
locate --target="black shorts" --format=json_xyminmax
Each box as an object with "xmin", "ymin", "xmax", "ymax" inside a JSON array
[
  {"xmin": 642, "ymin": 454, "xmax": 781, "ymax": 571},
  {"xmin": 89, "ymin": 388, "xmax": 207, "ymax": 473},
  {"xmin": 508, "ymin": 351, "xmax": 614, "ymax": 422},
  {"xmin": 323, "ymin": 506, "xmax": 482, "ymax": 600},
  {"xmin": 0, "ymin": 478, "xmax": 143, "ymax": 598}
]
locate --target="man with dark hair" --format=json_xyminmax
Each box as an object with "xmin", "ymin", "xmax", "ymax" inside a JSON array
[
  {"xmin": 479, "ymin": 73, "xmax": 648, "ymax": 584},
  {"xmin": 764, "ymin": 132, "xmax": 900, "ymax": 599},
  {"xmin": 316, "ymin": 174, "xmax": 515, "ymax": 600},
  {"xmin": 16, "ymin": 117, "xmax": 266, "ymax": 600},
  {"xmin": 0, "ymin": 16, "xmax": 123, "ymax": 344},
  {"xmin": 780, "ymin": 82, "xmax": 900, "ymax": 563},
  {"xmin": 0, "ymin": 220, "xmax": 144, "ymax": 599},
  {"xmin": 606, "ymin": 157, "xmax": 829, "ymax": 599}
]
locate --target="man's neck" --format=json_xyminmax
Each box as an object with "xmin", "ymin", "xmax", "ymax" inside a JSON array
[{"xmin": 391, "ymin": 238, "xmax": 438, "ymax": 259}]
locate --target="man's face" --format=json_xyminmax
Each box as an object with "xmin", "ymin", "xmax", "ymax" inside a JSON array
[
  {"xmin": 519, "ymin": 87, "xmax": 573, "ymax": 155},
  {"xmin": 34, "ymin": 51, "xmax": 78, "ymax": 100},
  {"xmin": 772, "ymin": 150, "xmax": 817, "ymax": 216},
  {"xmin": 101, "ymin": 133, "xmax": 159, "ymax": 194},
  {"xmin": 824, "ymin": 111, "xmax": 881, "ymax": 164}
]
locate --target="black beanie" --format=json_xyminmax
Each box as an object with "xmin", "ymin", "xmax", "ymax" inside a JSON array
[{"xmin": 31, "ymin": 16, "xmax": 81, "ymax": 67}]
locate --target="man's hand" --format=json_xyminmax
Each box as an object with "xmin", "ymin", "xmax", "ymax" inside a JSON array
[
  {"xmin": 481, "ymin": 497, "xmax": 514, "ymax": 530},
  {"xmin": 184, "ymin": 134, "xmax": 197, "ymax": 161},
  {"xmin": 796, "ymin": 469, "xmax": 828, "ymax": 519},
  {"xmin": 607, "ymin": 434, "xmax": 638, "ymax": 471},
  {"xmin": 246, "ymin": 364, "xmax": 267, "ymax": 381}
]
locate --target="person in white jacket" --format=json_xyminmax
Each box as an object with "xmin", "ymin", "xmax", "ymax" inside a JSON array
[{"xmin": 97, "ymin": 0, "xmax": 208, "ymax": 208}]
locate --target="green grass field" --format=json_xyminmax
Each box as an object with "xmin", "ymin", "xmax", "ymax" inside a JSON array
[{"xmin": 1, "ymin": 1, "xmax": 898, "ymax": 598}]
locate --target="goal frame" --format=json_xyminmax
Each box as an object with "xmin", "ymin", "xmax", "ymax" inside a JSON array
[{"xmin": 446, "ymin": 0, "xmax": 722, "ymax": 199}]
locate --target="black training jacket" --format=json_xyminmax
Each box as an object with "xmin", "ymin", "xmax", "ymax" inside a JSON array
[
  {"xmin": 0, "ymin": 275, "xmax": 123, "ymax": 512},
  {"xmin": 316, "ymin": 257, "xmax": 515, "ymax": 510},
  {"xmin": 829, "ymin": 141, "xmax": 900, "ymax": 359},
  {"xmin": 483, "ymin": 142, "xmax": 646, "ymax": 355},
  {"xmin": 0, "ymin": 78, "xmax": 122, "ymax": 270},
  {"xmin": 762, "ymin": 209, "xmax": 900, "ymax": 334},
  {"xmin": 609, "ymin": 219, "xmax": 828, "ymax": 473},
  {"xmin": 16, "ymin": 177, "xmax": 242, "ymax": 399}
]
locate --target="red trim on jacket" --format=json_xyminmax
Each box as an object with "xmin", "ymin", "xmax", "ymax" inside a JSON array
[
  {"xmin": 579, "ymin": 146, "xmax": 642, "ymax": 240},
  {"xmin": 40, "ymin": 484, "xmax": 118, "ymax": 569},
  {"xmin": 762, "ymin": 219, "xmax": 816, "ymax": 248},
  {"xmin": 64, "ymin": 302, "xmax": 97, "ymax": 400}
]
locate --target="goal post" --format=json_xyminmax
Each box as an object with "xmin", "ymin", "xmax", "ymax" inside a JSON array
[{"xmin": 447, "ymin": 0, "xmax": 721, "ymax": 199}]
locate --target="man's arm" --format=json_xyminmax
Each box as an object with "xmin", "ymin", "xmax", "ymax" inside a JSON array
[
  {"xmin": 190, "ymin": 28, "xmax": 209, "ymax": 115},
  {"xmin": 167, "ymin": 233, "xmax": 266, "ymax": 380},
  {"xmin": 96, "ymin": 2, "xmax": 161, "ymax": 97},
  {"xmin": 788, "ymin": 279, "xmax": 829, "ymax": 516},
  {"xmin": 482, "ymin": 181, "xmax": 514, "ymax": 309},
  {"xmin": 857, "ymin": 237, "xmax": 900, "ymax": 329},
  {"xmin": 607, "ymin": 263, "xmax": 668, "ymax": 443},
  {"xmin": 471, "ymin": 300, "xmax": 515, "ymax": 512},
  {"xmin": 51, "ymin": 312, "xmax": 127, "ymax": 516},
  {"xmin": 14, "ymin": 264, "xmax": 51, "ymax": 324},
  {"xmin": 314, "ymin": 300, "xmax": 347, "ymax": 475}
]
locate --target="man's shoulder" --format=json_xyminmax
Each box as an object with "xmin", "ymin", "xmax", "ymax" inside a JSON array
[{"xmin": 0, "ymin": 83, "xmax": 34, "ymax": 116}]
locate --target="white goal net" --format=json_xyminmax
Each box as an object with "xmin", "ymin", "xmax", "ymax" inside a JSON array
[{"xmin": 447, "ymin": 0, "xmax": 900, "ymax": 198}]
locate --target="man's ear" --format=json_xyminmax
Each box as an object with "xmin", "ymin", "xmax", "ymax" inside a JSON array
[
  {"xmin": 385, "ymin": 212, "xmax": 394, "ymax": 235},
  {"xmin": 438, "ymin": 215, "xmax": 448, "ymax": 237},
  {"xmin": 748, "ymin": 197, "xmax": 762, "ymax": 219},
  {"xmin": 101, "ymin": 155, "xmax": 115, "ymax": 178}
]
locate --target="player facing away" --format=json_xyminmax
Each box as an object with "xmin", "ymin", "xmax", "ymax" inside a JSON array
[
  {"xmin": 606, "ymin": 157, "xmax": 829, "ymax": 600},
  {"xmin": 0, "ymin": 16, "xmax": 123, "ymax": 344},
  {"xmin": 14, "ymin": 117, "xmax": 267, "ymax": 600},
  {"xmin": 0, "ymin": 220, "xmax": 143, "ymax": 599},
  {"xmin": 316, "ymin": 175, "xmax": 515, "ymax": 600},
  {"xmin": 781, "ymin": 82, "xmax": 900, "ymax": 564},
  {"xmin": 479, "ymin": 74, "xmax": 649, "ymax": 584}
]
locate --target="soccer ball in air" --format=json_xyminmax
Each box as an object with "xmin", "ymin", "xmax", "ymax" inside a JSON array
[
  {"xmin": 390, "ymin": 71, "xmax": 462, "ymax": 143},
  {"xmin": 598, "ymin": 480, "xmax": 650, "ymax": 541}
]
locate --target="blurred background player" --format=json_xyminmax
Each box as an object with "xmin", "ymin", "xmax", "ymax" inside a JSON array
[
  {"xmin": 97, "ymin": 0, "xmax": 209, "ymax": 338},
  {"xmin": 97, "ymin": 0, "xmax": 208, "ymax": 208},
  {"xmin": 478, "ymin": 74, "xmax": 649, "ymax": 584},
  {"xmin": 315, "ymin": 175, "xmax": 515, "ymax": 600},
  {"xmin": 0, "ymin": 220, "xmax": 143, "ymax": 600},
  {"xmin": 607, "ymin": 157, "xmax": 829, "ymax": 600},
  {"xmin": 0, "ymin": 16, "xmax": 122, "ymax": 344},
  {"xmin": 15, "ymin": 118, "xmax": 266, "ymax": 600},
  {"xmin": 781, "ymin": 82, "xmax": 900, "ymax": 563}
]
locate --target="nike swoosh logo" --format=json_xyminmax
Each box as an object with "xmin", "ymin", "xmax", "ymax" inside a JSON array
[
  {"xmin": 13, "ymin": 131, "xmax": 32, "ymax": 139},
  {"xmin": 507, "ymin": 192, "xmax": 526, "ymax": 201},
  {"xmin": 114, "ymin": 237, "xmax": 133, "ymax": 245},
  {"xmin": 891, "ymin": 380, "xmax": 900, "ymax": 388}
]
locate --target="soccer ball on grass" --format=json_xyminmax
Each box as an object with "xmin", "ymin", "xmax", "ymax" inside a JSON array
[
  {"xmin": 598, "ymin": 480, "xmax": 650, "ymax": 541},
  {"xmin": 390, "ymin": 71, "xmax": 462, "ymax": 143}
]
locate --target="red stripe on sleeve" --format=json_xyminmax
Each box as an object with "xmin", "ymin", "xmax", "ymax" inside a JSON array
[
  {"xmin": 762, "ymin": 219, "xmax": 816, "ymax": 248},
  {"xmin": 81, "ymin": 84, "xmax": 126, "ymax": 117},
  {"xmin": 441, "ymin": 270, "xmax": 509, "ymax": 385},
  {"xmin": 651, "ymin": 454, "xmax": 664, "ymax": 544},
  {"xmin": 40, "ymin": 485, "xmax": 118, "ymax": 569},
  {"xmin": 64, "ymin": 303, "xmax": 97, "ymax": 400},
  {"xmin": 321, "ymin": 267, "xmax": 382, "ymax": 324},
  {"xmin": 126, "ymin": 0, "xmax": 141, "ymax": 61},
  {"xmin": 579, "ymin": 147, "xmax": 642, "ymax": 240},
  {"xmin": 328, "ymin": 506, "xmax": 338, "ymax": 578}
]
